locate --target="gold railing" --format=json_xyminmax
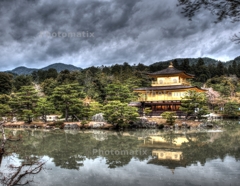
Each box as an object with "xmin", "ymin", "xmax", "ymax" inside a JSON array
[{"xmin": 151, "ymin": 81, "xmax": 190, "ymax": 86}]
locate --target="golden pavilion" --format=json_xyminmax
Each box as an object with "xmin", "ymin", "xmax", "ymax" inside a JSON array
[{"xmin": 133, "ymin": 62, "xmax": 206, "ymax": 116}]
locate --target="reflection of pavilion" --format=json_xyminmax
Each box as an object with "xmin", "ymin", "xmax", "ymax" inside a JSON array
[
  {"xmin": 152, "ymin": 149, "xmax": 182, "ymax": 161},
  {"xmin": 147, "ymin": 155, "xmax": 188, "ymax": 173},
  {"xmin": 139, "ymin": 134, "xmax": 192, "ymax": 171},
  {"xmin": 141, "ymin": 135, "xmax": 191, "ymax": 146}
]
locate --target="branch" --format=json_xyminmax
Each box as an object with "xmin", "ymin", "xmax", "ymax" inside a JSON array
[
  {"xmin": 231, "ymin": 32, "xmax": 240, "ymax": 44},
  {"xmin": 0, "ymin": 122, "xmax": 7, "ymax": 155},
  {"xmin": 178, "ymin": 0, "xmax": 240, "ymax": 22},
  {"xmin": 1, "ymin": 160, "xmax": 47, "ymax": 186}
]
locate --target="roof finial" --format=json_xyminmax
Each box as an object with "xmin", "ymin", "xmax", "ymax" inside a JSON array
[{"xmin": 169, "ymin": 61, "xmax": 173, "ymax": 67}]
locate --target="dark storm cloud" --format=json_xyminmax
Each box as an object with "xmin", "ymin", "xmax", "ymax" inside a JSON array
[{"xmin": 0, "ymin": 0, "xmax": 239, "ymax": 71}]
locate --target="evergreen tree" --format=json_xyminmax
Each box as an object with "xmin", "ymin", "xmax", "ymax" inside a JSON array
[
  {"xmin": 161, "ymin": 111, "xmax": 176, "ymax": 125},
  {"xmin": 196, "ymin": 58, "xmax": 204, "ymax": 66},
  {"xmin": 0, "ymin": 94, "xmax": 11, "ymax": 118},
  {"xmin": 216, "ymin": 62, "xmax": 225, "ymax": 76},
  {"xmin": 208, "ymin": 64, "xmax": 216, "ymax": 78},
  {"xmin": 135, "ymin": 63, "xmax": 148, "ymax": 71},
  {"xmin": 193, "ymin": 58, "xmax": 210, "ymax": 82},
  {"xmin": 35, "ymin": 97, "xmax": 55, "ymax": 122},
  {"xmin": 57, "ymin": 70, "xmax": 79, "ymax": 84},
  {"xmin": 82, "ymin": 101, "xmax": 103, "ymax": 120},
  {"xmin": 224, "ymin": 101, "xmax": 239, "ymax": 117},
  {"xmin": 51, "ymin": 84, "xmax": 85, "ymax": 121},
  {"xmin": 180, "ymin": 59, "xmax": 191, "ymax": 72},
  {"xmin": 180, "ymin": 90, "xmax": 209, "ymax": 120},
  {"xmin": 41, "ymin": 78, "xmax": 58, "ymax": 96},
  {"xmin": 11, "ymin": 86, "xmax": 39, "ymax": 123},
  {"xmin": 228, "ymin": 64, "xmax": 234, "ymax": 75},
  {"xmin": 46, "ymin": 68, "xmax": 58, "ymax": 80},
  {"xmin": 105, "ymin": 83, "xmax": 136, "ymax": 103},
  {"xmin": 172, "ymin": 59, "xmax": 179, "ymax": 69},
  {"xmin": 13, "ymin": 75, "xmax": 32, "ymax": 91},
  {"xmin": 232, "ymin": 60, "xmax": 237, "ymax": 75},
  {"xmin": 103, "ymin": 101, "xmax": 139, "ymax": 128},
  {"xmin": 236, "ymin": 63, "xmax": 240, "ymax": 77},
  {"xmin": 0, "ymin": 72, "xmax": 13, "ymax": 94}
]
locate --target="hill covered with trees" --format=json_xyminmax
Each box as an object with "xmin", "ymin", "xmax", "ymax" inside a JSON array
[
  {"xmin": 1, "ymin": 56, "xmax": 240, "ymax": 125},
  {"xmin": 5, "ymin": 63, "xmax": 82, "ymax": 75}
]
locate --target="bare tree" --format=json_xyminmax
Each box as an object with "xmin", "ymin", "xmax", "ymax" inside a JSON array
[
  {"xmin": 0, "ymin": 122, "xmax": 7, "ymax": 159},
  {"xmin": 0, "ymin": 123, "xmax": 46, "ymax": 186},
  {"xmin": 231, "ymin": 32, "xmax": 240, "ymax": 43},
  {"xmin": 177, "ymin": 0, "xmax": 240, "ymax": 43},
  {"xmin": 0, "ymin": 160, "xmax": 46, "ymax": 186}
]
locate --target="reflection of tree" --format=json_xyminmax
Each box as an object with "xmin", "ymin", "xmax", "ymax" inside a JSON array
[
  {"xmin": 162, "ymin": 131, "xmax": 179, "ymax": 146},
  {"xmin": 97, "ymin": 135, "xmax": 144, "ymax": 168},
  {"xmin": 147, "ymin": 122, "xmax": 240, "ymax": 169},
  {"xmin": 2, "ymin": 125, "xmax": 240, "ymax": 172},
  {"xmin": 181, "ymin": 123, "xmax": 240, "ymax": 165},
  {"xmin": 220, "ymin": 122, "xmax": 240, "ymax": 160},
  {"xmin": 3, "ymin": 130, "xmax": 150, "ymax": 170},
  {"xmin": 131, "ymin": 129, "xmax": 159, "ymax": 138},
  {"xmin": 181, "ymin": 132, "xmax": 211, "ymax": 165}
]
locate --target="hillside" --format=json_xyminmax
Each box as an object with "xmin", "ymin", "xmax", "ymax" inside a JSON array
[
  {"xmin": 10, "ymin": 66, "xmax": 38, "ymax": 75},
  {"xmin": 41, "ymin": 63, "xmax": 82, "ymax": 72},
  {"xmin": 6, "ymin": 63, "xmax": 82, "ymax": 75},
  {"xmin": 151, "ymin": 57, "xmax": 221, "ymax": 68},
  {"xmin": 225, "ymin": 56, "xmax": 240, "ymax": 66},
  {"xmin": 4, "ymin": 56, "xmax": 240, "ymax": 75}
]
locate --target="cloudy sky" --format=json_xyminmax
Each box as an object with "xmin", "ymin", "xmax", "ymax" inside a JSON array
[{"xmin": 0, "ymin": 0, "xmax": 239, "ymax": 71}]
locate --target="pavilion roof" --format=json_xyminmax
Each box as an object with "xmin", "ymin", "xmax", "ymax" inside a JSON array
[{"xmin": 147, "ymin": 63, "xmax": 194, "ymax": 77}]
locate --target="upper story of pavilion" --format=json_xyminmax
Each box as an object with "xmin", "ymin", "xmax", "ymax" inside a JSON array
[{"xmin": 149, "ymin": 62, "xmax": 193, "ymax": 86}]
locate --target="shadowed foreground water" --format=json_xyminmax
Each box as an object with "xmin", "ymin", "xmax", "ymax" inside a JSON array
[{"xmin": 1, "ymin": 122, "xmax": 240, "ymax": 186}]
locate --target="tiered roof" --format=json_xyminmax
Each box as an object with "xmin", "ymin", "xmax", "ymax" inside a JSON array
[{"xmin": 147, "ymin": 62, "xmax": 194, "ymax": 78}]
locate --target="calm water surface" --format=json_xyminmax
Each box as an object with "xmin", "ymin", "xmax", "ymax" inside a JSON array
[{"xmin": 1, "ymin": 122, "xmax": 240, "ymax": 186}]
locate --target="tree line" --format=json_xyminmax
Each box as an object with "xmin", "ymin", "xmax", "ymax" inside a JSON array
[
  {"xmin": 1, "ymin": 58, "xmax": 240, "ymax": 124},
  {"xmin": 0, "ymin": 63, "xmax": 143, "ymax": 125}
]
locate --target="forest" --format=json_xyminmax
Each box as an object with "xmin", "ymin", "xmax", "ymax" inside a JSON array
[{"xmin": 1, "ymin": 58, "xmax": 240, "ymax": 126}]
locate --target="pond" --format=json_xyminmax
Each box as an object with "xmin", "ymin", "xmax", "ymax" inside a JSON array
[{"xmin": 1, "ymin": 121, "xmax": 240, "ymax": 186}]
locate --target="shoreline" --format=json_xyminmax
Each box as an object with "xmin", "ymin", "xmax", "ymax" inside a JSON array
[{"xmin": 2, "ymin": 118, "xmax": 215, "ymax": 130}]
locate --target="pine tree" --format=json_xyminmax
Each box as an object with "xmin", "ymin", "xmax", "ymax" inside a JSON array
[
  {"xmin": 10, "ymin": 86, "xmax": 39, "ymax": 123},
  {"xmin": 180, "ymin": 59, "xmax": 191, "ymax": 72},
  {"xmin": 172, "ymin": 59, "xmax": 179, "ymax": 69},
  {"xmin": 51, "ymin": 84, "xmax": 85, "ymax": 121},
  {"xmin": 216, "ymin": 62, "xmax": 225, "ymax": 76},
  {"xmin": 180, "ymin": 90, "xmax": 209, "ymax": 120}
]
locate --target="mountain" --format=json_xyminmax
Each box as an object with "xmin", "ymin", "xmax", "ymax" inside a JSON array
[
  {"xmin": 41, "ymin": 63, "xmax": 82, "ymax": 72},
  {"xmin": 225, "ymin": 56, "xmax": 240, "ymax": 66},
  {"xmin": 4, "ymin": 56, "xmax": 240, "ymax": 75},
  {"xmin": 10, "ymin": 66, "xmax": 38, "ymax": 75},
  {"xmin": 6, "ymin": 63, "xmax": 82, "ymax": 75}
]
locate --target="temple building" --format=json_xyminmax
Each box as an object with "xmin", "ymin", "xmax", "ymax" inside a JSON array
[{"xmin": 133, "ymin": 62, "xmax": 206, "ymax": 116}]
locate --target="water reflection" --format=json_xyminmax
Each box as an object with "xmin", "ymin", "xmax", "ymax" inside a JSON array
[{"xmin": 1, "ymin": 122, "xmax": 240, "ymax": 185}]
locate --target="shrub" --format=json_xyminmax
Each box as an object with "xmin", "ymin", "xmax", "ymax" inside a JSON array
[{"xmin": 161, "ymin": 111, "xmax": 176, "ymax": 125}]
